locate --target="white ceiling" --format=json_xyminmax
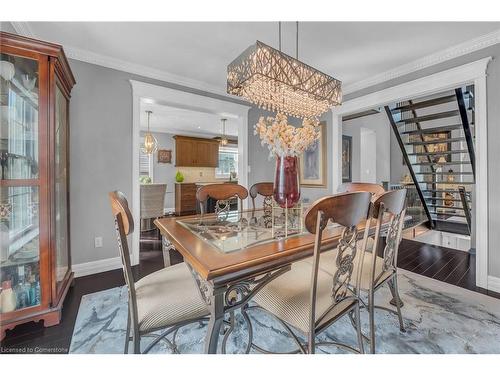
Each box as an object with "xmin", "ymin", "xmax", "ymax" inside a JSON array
[
  {"xmin": 140, "ymin": 101, "xmax": 239, "ymax": 137},
  {"xmin": 22, "ymin": 22, "xmax": 500, "ymax": 95}
]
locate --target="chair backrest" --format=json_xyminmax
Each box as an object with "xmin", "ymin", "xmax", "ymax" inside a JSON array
[
  {"xmin": 140, "ymin": 183, "xmax": 167, "ymax": 219},
  {"xmin": 337, "ymin": 182, "xmax": 385, "ymax": 199},
  {"xmin": 367, "ymin": 189, "xmax": 407, "ymax": 286},
  {"xmin": 249, "ymin": 182, "xmax": 274, "ymax": 210},
  {"xmin": 196, "ymin": 183, "xmax": 248, "ymax": 214},
  {"xmin": 304, "ymin": 191, "xmax": 372, "ymax": 335},
  {"xmin": 108, "ymin": 191, "xmax": 138, "ymax": 323}
]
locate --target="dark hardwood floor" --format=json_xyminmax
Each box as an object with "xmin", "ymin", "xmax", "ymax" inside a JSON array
[{"xmin": 1, "ymin": 230, "xmax": 498, "ymax": 354}]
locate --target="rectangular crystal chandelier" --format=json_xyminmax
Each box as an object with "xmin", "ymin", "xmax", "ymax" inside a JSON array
[{"xmin": 227, "ymin": 40, "xmax": 342, "ymax": 120}]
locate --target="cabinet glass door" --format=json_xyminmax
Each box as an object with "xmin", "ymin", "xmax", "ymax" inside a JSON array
[
  {"xmin": 0, "ymin": 52, "xmax": 41, "ymax": 312},
  {"xmin": 54, "ymin": 82, "xmax": 69, "ymax": 292}
]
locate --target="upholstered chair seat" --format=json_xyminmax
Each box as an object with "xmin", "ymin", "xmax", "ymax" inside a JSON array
[
  {"xmin": 135, "ymin": 263, "xmax": 209, "ymax": 333},
  {"xmin": 253, "ymin": 261, "xmax": 356, "ymax": 333}
]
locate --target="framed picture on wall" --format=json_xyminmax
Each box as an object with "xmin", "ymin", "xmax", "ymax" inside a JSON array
[
  {"xmin": 157, "ymin": 149, "xmax": 172, "ymax": 163},
  {"xmin": 342, "ymin": 135, "xmax": 352, "ymax": 183},
  {"xmin": 299, "ymin": 121, "xmax": 327, "ymax": 187}
]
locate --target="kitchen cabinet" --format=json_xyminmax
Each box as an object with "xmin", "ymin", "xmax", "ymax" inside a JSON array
[
  {"xmin": 175, "ymin": 183, "xmax": 197, "ymax": 216},
  {"xmin": 174, "ymin": 136, "xmax": 219, "ymax": 167}
]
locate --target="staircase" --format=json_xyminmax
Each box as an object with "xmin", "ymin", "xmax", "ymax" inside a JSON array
[{"xmin": 385, "ymin": 87, "xmax": 475, "ymax": 235}]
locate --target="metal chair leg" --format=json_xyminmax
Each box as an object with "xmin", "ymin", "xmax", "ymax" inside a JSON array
[
  {"xmin": 389, "ymin": 276, "xmax": 406, "ymax": 332},
  {"xmin": 307, "ymin": 329, "xmax": 316, "ymax": 354},
  {"xmin": 241, "ymin": 304, "xmax": 253, "ymax": 354},
  {"xmin": 124, "ymin": 309, "xmax": 131, "ymax": 354},
  {"xmin": 368, "ymin": 289, "xmax": 376, "ymax": 354},
  {"xmin": 132, "ymin": 324, "xmax": 141, "ymax": 354},
  {"xmin": 354, "ymin": 304, "xmax": 365, "ymax": 354}
]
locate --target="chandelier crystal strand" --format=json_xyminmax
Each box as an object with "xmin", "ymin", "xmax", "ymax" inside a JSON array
[{"xmin": 227, "ymin": 39, "xmax": 341, "ymax": 121}]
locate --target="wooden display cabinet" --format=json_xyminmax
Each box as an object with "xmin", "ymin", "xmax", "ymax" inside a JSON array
[{"xmin": 0, "ymin": 32, "xmax": 75, "ymax": 340}]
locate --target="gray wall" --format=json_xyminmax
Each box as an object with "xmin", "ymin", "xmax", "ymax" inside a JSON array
[
  {"xmin": 0, "ymin": 21, "xmax": 16, "ymax": 33},
  {"xmin": 247, "ymin": 108, "xmax": 333, "ymax": 204},
  {"xmin": 342, "ymin": 112, "xmax": 391, "ymax": 184},
  {"xmin": 345, "ymin": 44, "xmax": 500, "ymax": 278},
  {"xmin": 68, "ymin": 59, "xmax": 246, "ymax": 266}
]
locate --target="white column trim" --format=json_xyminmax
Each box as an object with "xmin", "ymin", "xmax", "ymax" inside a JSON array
[
  {"xmin": 332, "ymin": 57, "xmax": 491, "ymax": 290},
  {"xmin": 131, "ymin": 88, "xmax": 141, "ymax": 265},
  {"xmin": 474, "ymin": 71, "xmax": 489, "ymax": 289},
  {"xmin": 330, "ymin": 112, "xmax": 342, "ymax": 193},
  {"xmin": 130, "ymin": 80, "xmax": 251, "ymax": 265}
]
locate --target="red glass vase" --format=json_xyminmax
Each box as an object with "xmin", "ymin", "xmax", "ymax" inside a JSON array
[{"xmin": 274, "ymin": 155, "xmax": 301, "ymax": 208}]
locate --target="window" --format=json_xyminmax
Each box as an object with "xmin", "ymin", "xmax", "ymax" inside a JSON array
[
  {"xmin": 139, "ymin": 137, "xmax": 153, "ymax": 181},
  {"xmin": 215, "ymin": 146, "xmax": 238, "ymax": 179}
]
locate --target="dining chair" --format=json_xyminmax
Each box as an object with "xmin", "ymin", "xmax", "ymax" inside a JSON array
[
  {"xmin": 250, "ymin": 191, "xmax": 373, "ymax": 354},
  {"xmin": 196, "ymin": 183, "xmax": 248, "ymax": 215},
  {"xmin": 140, "ymin": 183, "xmax": 167, "ymax": 237},
  {"xmin": 337, "ymin": 182, "xmax": 385, "ymax": 198},
  {"xmin": 249, "ymin": 182, "xmax": 274, "ymax": 210},
  {"xmin": 109, "ymin": 191, "xmax": 209, "ymax": 354},
  {"xmin": 354, "ymin": 189, "xmax": 407, "ymax": 354}
]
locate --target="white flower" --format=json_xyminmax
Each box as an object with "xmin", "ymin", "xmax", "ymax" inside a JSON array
[{"xmin": 254, "ymin": 113, "xmax": 320, "ymax": 157}]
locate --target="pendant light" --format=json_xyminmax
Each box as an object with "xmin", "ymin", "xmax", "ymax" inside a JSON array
[
  {"xmin": 220, "ymin": 118, "xmax": 228, "ymax": 146},
  {"xmin": 227, "ymin": 21, "xmax": 342, "ymax": 120},
  {"xmin": 142, "ymin": 110, "xmax": 158, "ymax": 154}
]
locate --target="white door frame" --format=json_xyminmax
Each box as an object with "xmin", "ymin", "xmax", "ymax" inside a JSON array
[
  {"xmin": 130, "ymin": 80, "xmax": 251, "ymax": 265},
  {"xmin": 331, "ymin": 57, "xmax": 491, "ymax": 289}
]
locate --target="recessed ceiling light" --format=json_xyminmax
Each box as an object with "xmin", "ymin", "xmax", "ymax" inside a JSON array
[{"xmin": 197, "ymin": 126, "xmax": 201, "ymax": 129}]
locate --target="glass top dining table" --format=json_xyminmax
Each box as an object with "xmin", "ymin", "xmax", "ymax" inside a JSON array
[{"xmin": 176, "ymin": 205, "xmax": 340, "ymax": 254}]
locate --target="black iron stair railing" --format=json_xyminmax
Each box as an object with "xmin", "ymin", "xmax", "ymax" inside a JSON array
[
  {"xmin": 455, "ymin": 88, "xmax": 476, "ymax": 179},
  {"xmin": 384, "ymin": 105, "xmax": 434, "ymax": 228}
]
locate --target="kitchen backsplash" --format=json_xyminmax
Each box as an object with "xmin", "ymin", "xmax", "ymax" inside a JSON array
[{"xmin": 177, "ymin": 167, "xmax": 222, "ymax": 183}]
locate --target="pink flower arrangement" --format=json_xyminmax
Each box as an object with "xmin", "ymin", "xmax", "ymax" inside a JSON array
[{"xmin": 254, "ymin": 113, "xmax": 319, "ymax": 157}]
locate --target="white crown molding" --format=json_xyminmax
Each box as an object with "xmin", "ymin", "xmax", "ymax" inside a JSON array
[
  {"xmin": 10, "ymin": 23, "xmax": 230, "ymax": 98},
  {"xmin": 11, "ymin": 22, "xmax": 500, "ymax": 104},
  {"xmin": 343, "ymin": 28, "xmax": 500, "ymax": 94},
  {"xmin": 66, "ymin": 45, "xmax": 230, "ymax": 97},
  {"xmin": 10, "ymin": 22, "xmax": 35, "ymax": 38}
]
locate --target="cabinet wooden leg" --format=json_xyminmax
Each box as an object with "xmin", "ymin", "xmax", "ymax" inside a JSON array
[{"xmin": 43, "ymin": 311, "xmax": 61, "ymax": 327}]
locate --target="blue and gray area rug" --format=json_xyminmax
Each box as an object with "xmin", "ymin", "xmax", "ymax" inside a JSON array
[{"xmin": 69, "ymin": 269, "xmax": 500, "ymax": 354}]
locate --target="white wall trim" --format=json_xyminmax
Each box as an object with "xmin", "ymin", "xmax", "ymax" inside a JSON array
[
  {"xmin": 332, "ymin": 57, "xmax": 491, "ymax": 290},
  {"xmin": 343, "ymin": 29, "xmax": 500, "ymax": 94},
  {"xmin": 130, "ymin": 80, "xmax": 251, "ymax": 265},
  {"xmin": 488, "ymin": 276, "xmax": 500, "ymax": 294},
  {"xmin": 72, "ymin": 257, "xmax": 122, "ymax": 278}
]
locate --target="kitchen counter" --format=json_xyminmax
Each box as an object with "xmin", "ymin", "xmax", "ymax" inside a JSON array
[{"xmin": 174, "ymin": 181, "xmax": 236, "ymax": 186}]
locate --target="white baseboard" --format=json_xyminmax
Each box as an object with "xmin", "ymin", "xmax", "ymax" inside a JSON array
[
  {"xmin": 488, "ymin": 276, "xmax": 500, "ymax": 293},
  {"xmin": 72, "ymin": 256, "xmax": 123, "ymax": 278}
]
